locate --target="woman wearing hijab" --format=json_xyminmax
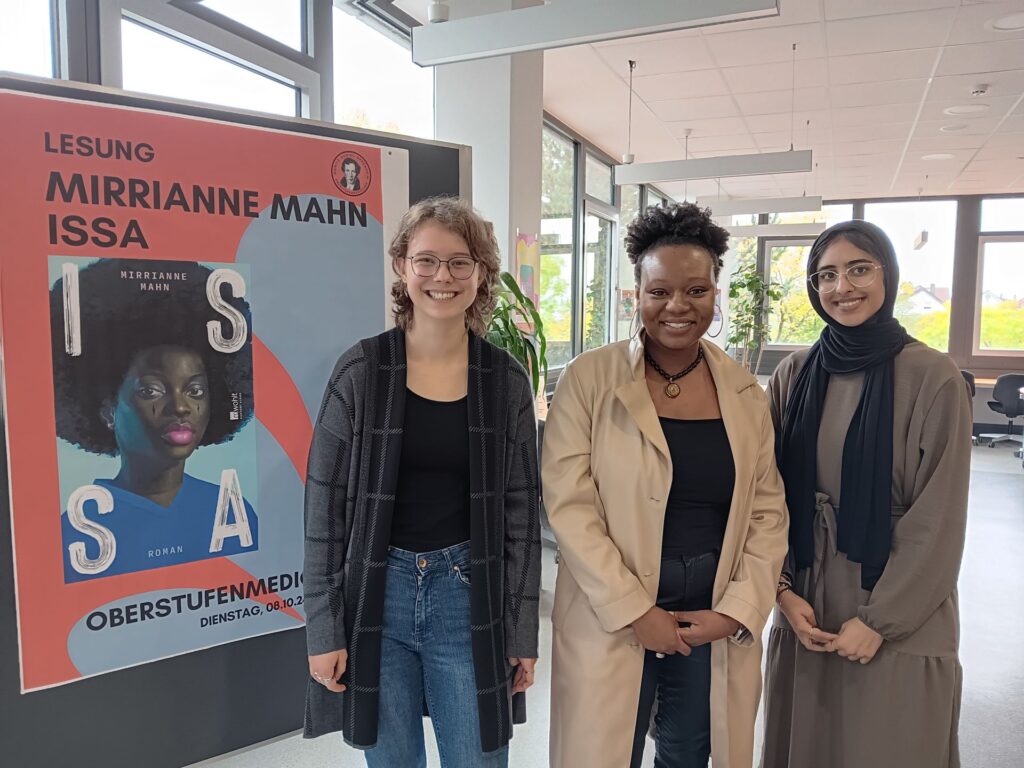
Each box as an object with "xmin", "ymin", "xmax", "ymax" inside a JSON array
[{"xmin": 760, "ymin": 220, "xmax": 972, "ymax": 768}]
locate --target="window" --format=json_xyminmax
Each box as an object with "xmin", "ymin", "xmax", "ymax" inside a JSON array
[
  {"xmin": 120, "ymin": 18, "xmax": 299, "ymax": 116},
  {"xmin": 976, "ymin": 238, "xmax": 1024, "ymax": 353},
  {"xmin": 585, "ymin": 153, "xmax": 613, "ymax": 205},
  {"xmin": 614, "ymin": 185, "xmax": 641, "ymax": 341},
  {"xmin": 761, "ymin": 205, "xmax": 852, "ymax": 347},
  {"xmin": 583, "ymin": 213, "xmax": 614, "ymax": 351},
  {"xmin": 765, "ymin": 239, "xmax": 822, "ymax": 346},
  {"xmin": 332, "ymin": 9, "xmax": 434, "ymax": 138},
  {"xmin": 865, "ymin": 200, "xmax": 957, "ymax": 352},
  {"xmin": 201, "ymin": 0, "xmax": 304, "ymax": 51},
  {"xmin": 981, "ymin": 197, "xmax": 1024, "ymax": 233},
  {"xmin": 0, "ymin": 2, "xmax": 53, "ymax": 77},
  {"xmin": 540, "ymin": 128, "xmax": 576, "ymax": 369}
]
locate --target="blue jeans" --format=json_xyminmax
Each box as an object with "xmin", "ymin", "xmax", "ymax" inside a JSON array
[
  {"xmin": 630, "ymin": 551, "xmax": 717, "ymax": 768},
  {"xmin": 364, "ymin": 541, "xmax": 509, "ymax": 768}
]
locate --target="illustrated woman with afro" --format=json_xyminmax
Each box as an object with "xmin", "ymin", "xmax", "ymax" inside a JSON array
[{"xmin": 50, "ymin": 258, "xmax": 258, "ymax": 583}]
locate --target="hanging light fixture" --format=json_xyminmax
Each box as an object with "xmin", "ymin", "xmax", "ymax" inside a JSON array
[
  {"xmin": 622, "ymin": 60, "xmax": 637, "ymax": 164},
  {"xmin": 615, "ymin": 40, "xmax": 812, "ymax": 186}
]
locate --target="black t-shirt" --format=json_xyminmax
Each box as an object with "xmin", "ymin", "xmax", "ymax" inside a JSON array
[
  {"xmin": 390, "ymin": 389, "xmax": 471, "ymax": 551},
  {"xmin": 658, "ymin": 417, "xmax": 736, "ymax": 557}
]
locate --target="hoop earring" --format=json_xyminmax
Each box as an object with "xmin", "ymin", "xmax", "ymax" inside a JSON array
[
  {"xmin": 705, "ymin": 303, "xmax": 724, "ymax": 338},
  {"xmin": 628, "ymin": 310, "xmax": 641, "ymax": 339}
]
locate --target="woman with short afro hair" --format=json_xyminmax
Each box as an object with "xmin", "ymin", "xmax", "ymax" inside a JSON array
[
  {"xmin": 50, "ymin": 257, "xmax": 257, "ymax": 582},
  {"xmin": 543, "ymin": 201, "xmax": 789, "ymax": 767}
]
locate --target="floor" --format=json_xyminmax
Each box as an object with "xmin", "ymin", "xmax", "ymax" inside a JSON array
[{"xmin": 191, "ymin": 443, "xmax": 1024, "ymax": 768}]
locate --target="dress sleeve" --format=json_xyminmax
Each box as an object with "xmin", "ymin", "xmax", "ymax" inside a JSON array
[
  {"xmin": 541, "ymin": 364, "xmax": 653, "ymax": 633},
  {"xmin": 857, "ymin": 374, "xmax": 972, "ymax": 641},
  {"xmin": 766, "ymin": 361, "xmax": 796, "ymax": 586}
]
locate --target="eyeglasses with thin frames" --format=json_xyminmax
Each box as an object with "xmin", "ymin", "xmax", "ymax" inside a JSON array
[
  {"xmin": 406, "ymin": 255, "xmax": 478, "ymax": 280},
  {"xmin": 808, "ymin": 263, "xmax": 883, "ymax": 294}
]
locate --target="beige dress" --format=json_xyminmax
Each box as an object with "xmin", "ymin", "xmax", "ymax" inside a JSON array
[{"xmin": 760, "ymin": 342, "xmax": 972, "ymax": 768}]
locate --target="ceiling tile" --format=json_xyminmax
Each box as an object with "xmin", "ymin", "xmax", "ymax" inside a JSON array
[
  {"xmin": 832, "ymin": 102, "xmax": 921, "ymax": 126},
  {"xmin": 824, "ymin": 0, "xmax": 957, "ymax": 22},
  {"xmin": 719, "ymin": 58, "xmax": 826, "ymax": 94},
  {"xmin": 632, "ymin": 69, "xmax": 730, "ymax": 101},
  {"xmin": 915, "ymin": 117, "xmax": 1002, "ymax": 136},
  {"xmin": 927, "ymin": 70, "xmax": 1024, "ymax": 101},
  {"xmin": 687, "ymin": 134, "xmax": 758, "ymax": 152},
  {"xmin": 592, "ymin": 37, "xmax": 716, "ymax": 76},
  {"xmin": 825, "ymin": 8, "xmax": 957, "ymax": 57},
  {"xmin": 937, "ymin": 39, "xmax": 1024, "ymax": 75},
  {"xmin": 833, "ymin": 122, "xmax": 914, "ymax": 142},
  {"xmin": 829, "ymin": 79, "xmax": 930, "ymax": 108},
  {"xmin": 733, "ymin": 87, "xmax": 829, "ymax": 116},
  {"xmin": 827, "ymin": 48, "xmax": 940, "ymax": 85},
  {"xmin": 648, "ymin": 95, "xmax": 739, "ymax": 122},
  {"xmin": 909, "ymin": 133, "xmax": 989, "ymax": 149},
  {"xmin": 918, "ymin": 95, "xmax": 1020, "ymax": 121},
  {"xmin": 946, "ymin": 0, "xmax": 1024, "ymax": 45},
  {"xmin": 666, "ymin": 116, "xmax": 750, "ymax": 137},
  {"xmin": 702, "ymin": 23, "xmax": 826, "ymax": 68}
]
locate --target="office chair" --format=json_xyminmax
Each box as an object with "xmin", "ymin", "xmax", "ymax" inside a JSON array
[
  {"xmin": 961, "ymin": 370, "xmax": 977, "ymax": 444},
  {"xmin": 981, "ymin": 373, "xmax": 1024, "ymax": 448}
]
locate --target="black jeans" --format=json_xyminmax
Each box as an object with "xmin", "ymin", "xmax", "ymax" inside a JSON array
[{"xmin": 630, "ymin": 551, "xmax": 718, "ymax": 768}]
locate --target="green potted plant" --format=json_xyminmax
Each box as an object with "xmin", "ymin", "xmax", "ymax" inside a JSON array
[
  {"xmin": 486, "ymin": 272, "xmax": 548, "ymax": 399},
  {"xmin": 727, "ymin": 260, "xmax": 782, "ymax": 376}
]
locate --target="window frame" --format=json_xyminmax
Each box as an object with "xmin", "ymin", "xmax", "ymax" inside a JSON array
[
  {"xmin": 86, "ymin": 0, "xmax": 326, "ymax": 119},
  {"xmin": 973, "ymin": 234, "xmax": 1024, "ymax": 358}
]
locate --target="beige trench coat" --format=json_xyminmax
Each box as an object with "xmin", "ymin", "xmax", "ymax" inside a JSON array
[{"xmin": 542, "ymin": 338, "xmax": 789, "ymax": 768}]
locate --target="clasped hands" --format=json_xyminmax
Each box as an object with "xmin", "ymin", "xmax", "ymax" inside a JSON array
[
  {"xmin": 632, "ymin": 606, "xmax": 741, "ymax": 656},
  {"xmin": 778, "ymin": 591, "xmax": 883, "ymax": 664}
]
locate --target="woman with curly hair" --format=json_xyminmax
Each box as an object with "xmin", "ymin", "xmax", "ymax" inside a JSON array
[
  {"xmin": 302, "ymin": 196, "xmax": 541, "ymax": 767},
  {"xmin": 50, "ymin": 258, "xmax": 257, "ymax": 583},
  {"xmin": 543, "ymin": 202, "xmax": 789, "ymax": 767}
]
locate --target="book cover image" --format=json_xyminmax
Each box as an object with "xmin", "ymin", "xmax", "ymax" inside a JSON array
[{"xmin": 49, "ymin": 256, "xmax": 259, "ymax": 584}]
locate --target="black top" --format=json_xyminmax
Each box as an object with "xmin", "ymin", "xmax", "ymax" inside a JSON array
[
  {"xmin": 659, "ymin": 417, "xmax": 735, "ymax": 557},
  {"xmin": 390, "ymin": 389, "xmax": 471, "ymax": 551}
]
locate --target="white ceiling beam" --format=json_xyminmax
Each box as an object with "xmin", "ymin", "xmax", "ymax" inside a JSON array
[
  {"xmin": 727, "ymin": 222, "xmax": 827, "ymax": 238},
  {"xmin": 615, "ymin": 149, "xmax": 812, "ymax": 185},
  {"xmin": 411, "ymin": 0, "xmax": 779, "ymax": 66},
  {"xmin": 697, "ymin": 195, "xmax": 822, "ymax": 216}
]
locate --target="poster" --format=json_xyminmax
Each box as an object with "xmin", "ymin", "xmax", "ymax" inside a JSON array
[
  {"xmin": 0, "ymin": 89, "xmax": 404, "ymax": 691},
  {"xmin": 514, "ymin": 231, "xmax": 540, "ymax": 310}
]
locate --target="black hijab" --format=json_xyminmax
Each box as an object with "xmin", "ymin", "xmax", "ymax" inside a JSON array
[{"xmin": 778, "ymin": 220, "xmax": 912, "ymax": 590}]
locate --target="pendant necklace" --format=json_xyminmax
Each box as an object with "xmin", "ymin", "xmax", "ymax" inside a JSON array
[{"xmin": 644, "ymin": 345, "xmax": 704, "ymax": 398}]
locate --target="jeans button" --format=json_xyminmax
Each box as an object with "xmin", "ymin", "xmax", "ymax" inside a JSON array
[{"xmin": 418, "ymin": 558, "xmax": 428, "ymax": 568}]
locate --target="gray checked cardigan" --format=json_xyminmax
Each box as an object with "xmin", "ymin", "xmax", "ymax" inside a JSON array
[{"xmin": 302, "ymin": 328, "xmax": 541, "ymax": 753}]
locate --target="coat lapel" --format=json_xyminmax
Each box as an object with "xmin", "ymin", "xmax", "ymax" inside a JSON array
[{"xmin": 613, "ymin": 336, "xmax": 671, "ymax": 462}]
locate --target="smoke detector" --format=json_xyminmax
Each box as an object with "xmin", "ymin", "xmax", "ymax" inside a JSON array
[{"xmin": 970, "ymin": 84, "xmax": 990, "ymax": 97}]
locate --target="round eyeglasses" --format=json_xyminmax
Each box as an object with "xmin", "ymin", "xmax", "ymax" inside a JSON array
[
  {"xmin": 808, "ymin": 263, "xmax": 883, "ymax": 294},
  {"xmin": 406, "ymin": 255, "xmax": 478, "ymax": 280}
]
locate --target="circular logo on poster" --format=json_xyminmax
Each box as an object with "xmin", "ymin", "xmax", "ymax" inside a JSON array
[{"xmin": 331, "ymin": 151, "xmax": 371, "ymax": 197}]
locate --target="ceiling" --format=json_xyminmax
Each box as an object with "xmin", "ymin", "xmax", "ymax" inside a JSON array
[{"xmin": 542, "ymin": 0, "xmax": 1024, "ymax": 201}]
